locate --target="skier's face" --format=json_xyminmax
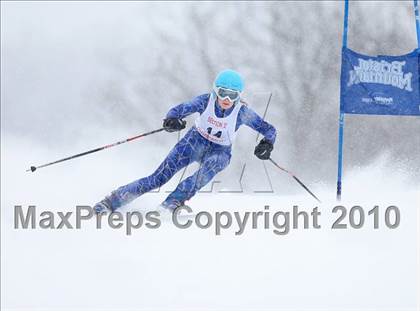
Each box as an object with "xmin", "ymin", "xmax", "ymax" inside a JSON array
[{"xmin": 217, "ymin": 97, "xmax": 235, "ymax": 110}]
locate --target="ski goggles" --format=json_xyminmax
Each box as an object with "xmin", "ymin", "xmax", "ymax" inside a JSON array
[{"xmin": 214, "ymin": 86, "xmax": 241, "ymax": 102}]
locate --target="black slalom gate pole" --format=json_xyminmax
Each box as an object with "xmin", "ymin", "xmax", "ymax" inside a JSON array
[
  {"xmin": 268, "ymin": 158, "xmax": 322, "ymax": 203},
  {"xmin": 26, "ymin": 128, "xmax": 165, "ymax": 172}
]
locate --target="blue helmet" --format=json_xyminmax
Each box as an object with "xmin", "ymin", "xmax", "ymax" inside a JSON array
[{"xmin": 214, "ymin": 69, "xmax": 244, "ymax": 92}]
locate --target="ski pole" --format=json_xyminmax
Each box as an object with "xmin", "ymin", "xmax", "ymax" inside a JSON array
[
  {"xmin": 268, "ymin": 158, "xmax": 322, "ymax": 203},
  {"xmin": 26, "ymin": 128, "xmax": 165, "ymax": 173}
]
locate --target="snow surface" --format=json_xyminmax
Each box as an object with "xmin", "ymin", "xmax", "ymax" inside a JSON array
[
  {"xmin": 2, "ymin": 2, "xmax": 419, "ymax": 310},
  {"xmin": 1, "ymin": 134, "xmax": 418, "ymax": 311}
]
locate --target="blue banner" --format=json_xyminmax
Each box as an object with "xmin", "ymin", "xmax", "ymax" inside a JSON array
[{"xmin": 340, "ymin": 47, "xmax": 420, "ymax": 116}]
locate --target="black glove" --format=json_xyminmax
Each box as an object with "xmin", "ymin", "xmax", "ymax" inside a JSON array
[
  {"xmin": 163, "ymin": 118, "xmax": 186, "ymax": 132},
  {"xmin": 254, "ymin": 138, "xmax": 274, "ymax": 160}
]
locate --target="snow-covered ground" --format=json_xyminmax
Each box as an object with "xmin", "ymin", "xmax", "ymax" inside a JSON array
[
  {"xmin": 2, "ymin": 2, "xmax": 419, "ymax": 310},
  {"xmin": 1, "ymin": 134, "xmax": 418, "ymax": 310}
]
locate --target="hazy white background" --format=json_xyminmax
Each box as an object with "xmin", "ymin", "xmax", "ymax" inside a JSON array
[{"xmin": 1, "ymin": 1, "xmax": 419, "ymax": 310}]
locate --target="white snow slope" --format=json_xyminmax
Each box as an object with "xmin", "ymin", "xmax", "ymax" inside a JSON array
[{"xmin": 1, "ymin": 134, "xmax": 418, "ymax": 311}]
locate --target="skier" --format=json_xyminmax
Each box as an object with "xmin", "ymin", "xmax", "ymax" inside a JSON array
[{"xmin": 94, "ymin": 69, "xmax": 276, "ymax": 213}]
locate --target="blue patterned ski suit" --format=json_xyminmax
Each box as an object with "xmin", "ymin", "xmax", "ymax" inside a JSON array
[{"xmin": 107, "ymin": 93, "xmax": 276, "ymax": 210}]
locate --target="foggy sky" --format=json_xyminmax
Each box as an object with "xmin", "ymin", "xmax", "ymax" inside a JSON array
[{"xmin": 2, "ymin": 1, "xmax": 419, "ymax": 186}]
